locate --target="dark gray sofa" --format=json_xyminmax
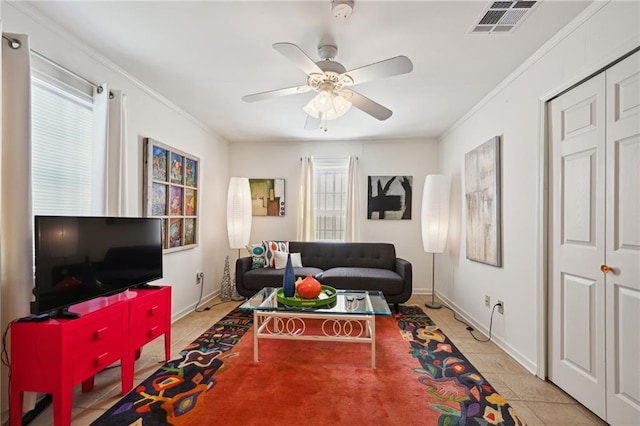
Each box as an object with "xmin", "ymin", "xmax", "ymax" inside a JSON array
[{"xmin": 235, "ymin": 241, "xmax": 412, "ymax": 310}]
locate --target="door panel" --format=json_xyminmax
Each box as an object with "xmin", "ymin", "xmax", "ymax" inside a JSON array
[
  {"xmin": 563, "ymin": 150, "xmax": 596, "ymax": 245},
  {"xmin": 605, "ymin": 50, "xmax": 640, "ymax": 426},
  {"xmin": 549, "ymin": 72, "xmax": 606, "ymax": 418},
  {"xmin": 563, "ymin": 95, "xmax": 598, "ymax": 139},
  {"xmin": 616, "ymin": 136, "xmax": 640, "ymax": 249},
  {"xmin": 561, "ymin": 273, "xmax": 597, "ymax": 376}
]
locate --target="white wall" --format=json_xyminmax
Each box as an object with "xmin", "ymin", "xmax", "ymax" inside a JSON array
[
  {"xmin": 228, "ymin": 138, "xmax": 440, "ymax": 293},
  {"xmin": 3, "ymin": 3, "xmax": 230, "ymax": 321},
  {"xmin": 438, "ymin": 1, "xmax": 640, "ymax": 373}
]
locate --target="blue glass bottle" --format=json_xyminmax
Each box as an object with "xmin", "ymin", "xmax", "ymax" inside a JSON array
[{"xmin": 282, "ymin": 253, "xmax": 295, "ymax": 297}]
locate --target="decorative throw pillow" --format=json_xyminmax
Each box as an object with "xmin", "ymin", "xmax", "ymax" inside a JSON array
[
  {"xmin": 263, "ymin": 240, "xmax": 289, "ymax": 268},
  {"xmin": 274, "ymin": 251, "xmax": 303, "ymax": 269},
  {"xmin": 246, "ymin": 243, "xmax": 266, "ymax": 269}
]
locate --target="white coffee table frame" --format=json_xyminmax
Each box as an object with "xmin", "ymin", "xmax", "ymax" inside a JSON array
[{"xmin": 248, "ymin": 289, "xmax": 385, "ymax": 369}]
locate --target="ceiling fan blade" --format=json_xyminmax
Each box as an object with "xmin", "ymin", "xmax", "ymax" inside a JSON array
[
  {"xmin": 304, "ymin": 115, "xmax": 321, "ymax": 130},
  {"xmin": 342, "ymin": 90, "xmax": 392, "ymax": 121},
  {"xmin": 242, "ymin": 85, "xmax": 311, "ymax": 103},
  {"xmin": 341, "ymin": 56, "xmax": 413, "ymax": 86},
  {"xmin": 273, "ymin": 42, "xmax": 324, "ymax": 76}
]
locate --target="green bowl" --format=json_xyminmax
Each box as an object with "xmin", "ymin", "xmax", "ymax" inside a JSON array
[{"xmin": 276, "ymin": 285, "xmax": 337, "ymax": 307}]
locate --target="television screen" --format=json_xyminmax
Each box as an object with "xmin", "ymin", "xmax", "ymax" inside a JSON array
[{"xmin": 33, "ymin": 216, "xmax": 163, "ymax": 316}]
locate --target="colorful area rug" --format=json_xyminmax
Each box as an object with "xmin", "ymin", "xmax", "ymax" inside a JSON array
[{"xmin": 92, "ymin": 306, "xmax": 525, "ymax": 425}]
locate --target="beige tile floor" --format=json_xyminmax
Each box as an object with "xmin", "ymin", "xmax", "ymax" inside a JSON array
[{"xmin": 25, "ymin": 294, "xmax": 606, "ymax": 425}]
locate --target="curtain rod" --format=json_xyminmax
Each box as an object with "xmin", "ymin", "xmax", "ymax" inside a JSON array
[
  {"xmin": 2, "ymin": 34, "xmax": 21, "ymax": 49},
  {"xmin": 3, "ymin": 35, "xmax": 112, "ymax": 98},
  {"xmin": 30, "ymin": 50, "xmax": 104, "ymax": 93},
  {"xmin": 300, "ymin": 156, "xmax": 358, "ymax": 160}
]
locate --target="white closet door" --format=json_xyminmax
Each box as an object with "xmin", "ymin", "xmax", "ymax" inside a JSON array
[
  {"xmin": 605, "ymin": 50, "xmax": 640, "ymax": 426},
  {"xmin": 549, "ymin": 72, "xmax": 607, "ymax": 418}
]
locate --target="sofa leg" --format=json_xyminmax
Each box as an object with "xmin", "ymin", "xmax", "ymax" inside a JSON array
[{"xmin": 393, "ymin": 303, "xmax": 400, "ymax": 314}]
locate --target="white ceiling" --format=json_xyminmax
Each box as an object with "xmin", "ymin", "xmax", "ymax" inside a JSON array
[{"xmin": 25, "ymin": 1, "xmax": 592, "ymax": 143}]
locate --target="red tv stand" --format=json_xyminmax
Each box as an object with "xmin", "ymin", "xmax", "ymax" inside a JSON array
[{"xmin": 10, "ymin": 286, "xmax": 171, "ymax": 426}]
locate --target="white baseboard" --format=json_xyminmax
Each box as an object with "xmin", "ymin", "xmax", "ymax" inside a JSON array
[
  {"xmin": 171, "ymin": 290, "xmax": 219, "ymax": 322},
  {"xmin": 435, "ymin": 292, "xmax": 538, "ymax": 375}
]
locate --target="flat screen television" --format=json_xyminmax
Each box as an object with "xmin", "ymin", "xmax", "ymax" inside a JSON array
[{"xmin": 33, "ymin": 216, "xmax": 163, "ymax": 318}]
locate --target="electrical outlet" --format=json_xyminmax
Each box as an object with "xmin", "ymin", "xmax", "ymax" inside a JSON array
[
  {"xmin": 196, "ymin": 272, "xmax": 204, "ymax": 285},
  {"xmin": 497, "ymin": 300, "xmax": 504, "ymax": 314},
  {"xmin": 485, "ymin": 295, "xmax": 490, "ymax": 308}
]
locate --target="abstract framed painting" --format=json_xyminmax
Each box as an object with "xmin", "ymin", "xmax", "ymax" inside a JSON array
[
  {"xmin": 143, "ymin": 137, "xmax": 199, "ymax": 252},
  {"xmin": 464, "ymin": 136, "xmax": 502, "ymax": 267},
  {"xmin": 367, "ymin": 176, "xmax": 413, "ymax": 220},
  {"xmin": 249, "ymin": 178, "xmax": 285, "ymax": 216}
]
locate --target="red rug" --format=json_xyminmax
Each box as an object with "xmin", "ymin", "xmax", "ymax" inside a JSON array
[
  {"xmin": 207, "ymin": 314, "xmax": 437, "ymax": 425},
  {"xmin": 92, "ymin": 306, "xmax": 525, "ymax": 425}
]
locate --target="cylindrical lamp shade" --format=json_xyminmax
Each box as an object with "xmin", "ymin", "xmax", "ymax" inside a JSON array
[
  {"xmin": 227, "ymin": 177, "xmax": 252, "ymax": 249},
  {"xmin": 421, "ymin": 174, "xmax": 450, "ymax": 253}
]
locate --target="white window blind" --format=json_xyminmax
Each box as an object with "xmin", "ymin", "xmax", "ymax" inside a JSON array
[
  {"xmin": 31, "ymin": 54, "xmax": 102, "ymax": 216},
  {"xmin": 314, "ymin": 158, "xmax": 349, "ymax": 241}
]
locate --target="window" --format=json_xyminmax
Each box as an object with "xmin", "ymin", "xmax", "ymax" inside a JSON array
[
  {"xmin": 30, "ymin": 54, "xmax": 105, "ymax": 216},
  {"xmin": 313, "ymin": 158, "xmax": 349, "ymax": 241}
]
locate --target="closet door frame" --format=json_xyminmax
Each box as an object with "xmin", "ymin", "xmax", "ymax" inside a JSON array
[{"xmin": 535, "ymin": 45, "xmax": 640, "ymax": 382}]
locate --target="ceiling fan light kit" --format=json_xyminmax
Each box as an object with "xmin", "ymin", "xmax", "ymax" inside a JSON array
[
  {"xmin": 303, "ymin": 91, "xmax": 352, "ymax": 120},
  {"xmin": 242, "ymin": 40, "xmax": 413, "ymax": 129}
]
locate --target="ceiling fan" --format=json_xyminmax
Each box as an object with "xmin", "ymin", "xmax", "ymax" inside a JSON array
[{"xmin": 242, "ymin": 42, "xmax": 413, "ymax": 129}]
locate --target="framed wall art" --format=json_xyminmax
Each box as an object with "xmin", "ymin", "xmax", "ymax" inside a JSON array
[
  {"xmin": 367, "ymin": 176, "xmax": 413, "ymax": 220},
  {"xmin": 464, "ymin": 136, "xmax": 501, "ymax": 267},
  {"xmin": 249, "ymin": 178, "xmax": 285, "ymax": 216},
  {"xmin": 143, "ymin": 138, "xmax": 199, "ymax": 252}
]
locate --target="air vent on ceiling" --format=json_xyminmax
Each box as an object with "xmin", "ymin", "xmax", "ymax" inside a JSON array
[{"xmin": 470, "ymin": 1, "xmax": 538, "ymax": 34}]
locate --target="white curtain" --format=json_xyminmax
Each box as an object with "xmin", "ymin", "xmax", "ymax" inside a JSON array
[
  {"xmin": 345, "ymin": 155, "xmax": 360, "ymax": 242},
  {"xmin": 93, "ymin": 83, "xmax": 109, "ymax": 214},
  {"xmin": 296, "ymin": 156, "xmax": 315, "ymax": 241},
  {"xmin": 1, "ymin": 32, "xmax": 36, "ymax": 414},
  {"xmin": 106, "ymin": 89, "xmax": 128, "ymax": 216},
  {"xmin": 95, "ymin": 86, "xmax": 129, "ymax": 217}
]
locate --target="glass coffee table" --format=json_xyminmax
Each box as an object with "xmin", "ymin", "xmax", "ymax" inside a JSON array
[{"xmin": 240, "ymin": 288, "xmax": 391, "ymax": 369}]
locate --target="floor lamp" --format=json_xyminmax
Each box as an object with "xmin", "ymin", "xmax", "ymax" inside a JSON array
[
  {"xmin": 421, "ymin": 174, "xmax": 450, "ymax": 309},
  {"xmin": 226, "ymin": 177, "xmax": 252, "ymax": 301}
]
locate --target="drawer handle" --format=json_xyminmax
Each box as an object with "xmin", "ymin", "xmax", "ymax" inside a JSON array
[
  {"xmin": 94, "ymin": 352, "xmax": 109, "ymax": 367},
  {"xmin": 148, "ymin": 306, "xmax": 159, "ymax": 317},
  {"xmin": 148, "ymin": 326, "xmax": 159, "ymax": 337},
  {"xmin": 94, "ymin": 327, "xmax": 108, "ymax": 340}
]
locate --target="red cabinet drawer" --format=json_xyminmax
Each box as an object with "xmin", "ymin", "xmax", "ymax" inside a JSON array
[
  {"xmin": 72, "ymin": 342, "xmax": 122, "ymax": 384},
  {"xmin": 131, "ymin": 294, "xmax": 169, "ymax": 325},
  {"xmin": 73, "ymin": 318, "xmax": 123, "ymax": 347},
  {"xmin": 131, "ymin": 316, "xmax": 166, "ymax": 348}
]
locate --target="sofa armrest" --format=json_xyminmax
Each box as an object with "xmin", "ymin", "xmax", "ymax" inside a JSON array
[
  {"xmin": 235, "ymin": 256, "xmax": 253, "ymax": 295},
  {"xmin": 395, "ymin": 258, "xmax": 412, "ymax": 282},
  {"xmin": 395, "ymin": 258, "xmax": 413, "ymax": 302}
]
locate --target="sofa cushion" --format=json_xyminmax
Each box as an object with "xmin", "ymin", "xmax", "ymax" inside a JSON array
[
  {"xmin": 246, "ymin": 243, "xmax": 266, "ymax": 269},
  {"xmin": 243, "ymin": 266, "xmax": 324, "ymax": 291},
  {"xmin": 289, "ymin": 242, "xmax": 396, "ymax": 270},
  {"xmin": 316, "ymin": 267, "xmax": 404, "ymax": 295},
  {"xmin": 274, "ymin": 251, "xmax": 302, "ymax": 269},
  {"xmin": 263, "ymin": 240, "xmax": 289, "ymax": 268}
]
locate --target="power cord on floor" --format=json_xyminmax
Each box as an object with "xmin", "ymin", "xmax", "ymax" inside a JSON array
[
  {"xmin": 194, "ymin": 275, "xmax": 234, "ymax": 312},
  {"xmin": 439, "ymin": 302, "xmax": 501, "ymax": 342},
  {"xmin": 194, "ymin": 274, "xmax": 210, "ymax": 312}
]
